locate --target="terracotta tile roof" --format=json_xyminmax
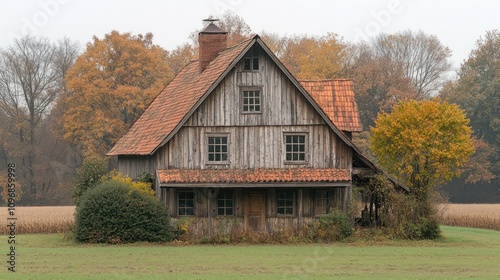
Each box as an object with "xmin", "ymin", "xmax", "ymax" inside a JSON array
[
  {"xmin": 299, "ymin": 80, "xmax": 362, "ymax": 132},
  {"xmin": 107, "ymin": 38, "xmax": 254, "ymax": 156},
  {"xmin": 157, "ymin": 168, "xmax": 350, "ymax": 184}
]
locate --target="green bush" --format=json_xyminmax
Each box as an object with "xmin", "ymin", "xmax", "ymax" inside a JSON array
[
  {"xmin": 308, "ymin": 211, "xmax": 353, "ymax": 242},
  {"xmin": 75, "ymin": 180, "xmax": 173, "ymax": 243},
  {"xmin": 74, "ymin": 157, "xmax": 107, "ymax": 205}
]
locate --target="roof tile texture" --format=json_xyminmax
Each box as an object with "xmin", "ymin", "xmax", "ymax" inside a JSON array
[
  {"xmin": 157, "ymin": 168, "xmax": 350, "ymax": 184},
  {"xmin": 300, "ymin": 80, "xmax": 362, "ymax": 132},
  {"xmin": 107, "ymin": 38, "xmax": 253, "ymax": 155}
]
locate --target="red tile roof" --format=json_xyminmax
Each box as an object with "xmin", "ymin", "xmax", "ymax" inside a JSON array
[
  {"xmin": 157, "ymin": 168, "xmax": 350, "ymax": 185},
  {"xmin": 108, "ymin": 36, "xmax": 362, "ymax": 156},
  {"xmin": 107, "ymin": 38, "xmax": 254, "ymax": 156},
  {"xmin": 300, "ymin": 80, "xmax": 362, "ymax": 132}
]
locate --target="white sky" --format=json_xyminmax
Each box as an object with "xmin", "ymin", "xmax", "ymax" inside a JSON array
[{"xmin": 1, "ymin": 0, "xmax": 500, "ymax": 71}]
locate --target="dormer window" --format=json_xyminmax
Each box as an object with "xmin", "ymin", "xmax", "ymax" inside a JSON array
[{"xmin": 243, "ymin": 49, "xmax": 259, "ymax": 71}]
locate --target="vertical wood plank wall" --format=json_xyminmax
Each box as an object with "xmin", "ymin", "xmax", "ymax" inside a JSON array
[{"xmin": 116, "ymin": 45, "xmax": 353, "ymax": 180}]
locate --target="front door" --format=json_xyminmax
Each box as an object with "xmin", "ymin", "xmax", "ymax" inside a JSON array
[{"xmin": 245, "ymin": 191, "xmax": 265, "ymax": 231}]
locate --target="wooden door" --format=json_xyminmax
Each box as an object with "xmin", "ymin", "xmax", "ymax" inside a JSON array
[{"xmin": 245, "ymin": 191, "xmax": 265, "ymax": 231}]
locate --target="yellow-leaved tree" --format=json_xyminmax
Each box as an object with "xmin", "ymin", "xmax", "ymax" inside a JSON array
[
  {"xmin": 280, "ymin": 33, "xmax": 347, "ymax": 80},
  {"xmin": 370, "ymin": 99, "xmax": 474, "ymax": 210},
  {"xmin": 57, "ymin": 31, "xmax": 172, "ymax": 157}
]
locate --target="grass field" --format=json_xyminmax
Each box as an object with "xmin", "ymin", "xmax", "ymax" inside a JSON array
[{"xmin": 0, "ymin": 226, "xmax": 499, "ymax": 279}]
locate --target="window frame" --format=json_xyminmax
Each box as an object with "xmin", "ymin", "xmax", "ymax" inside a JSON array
[
  {"xmin": 283, "ymin": 133, "xmax": 309, "ymax": 164},
  {"xmin": 276, "ymin": 189, "xmax": 295, "ymax": 216},
  {"xmin": 177, "ymin": 190, "xmax": 195, "ymax": 216},
  {"xmin": 240, "ymin": 86, "xmax": 262, "ymax": 114},
  {"xmin": 314, "ymin": 190, "xmax": 333, "ymax": 216},
  {"xmin": 217, "ymin": 189, "xmax": 234, "ymax": 216},
  {"xmin": 243, "ymin": 48, "xmax": 259, "ymax": 71},
  {"xmin": 206, "ymin": 133, "xmax": 230, "ymax": 164}
]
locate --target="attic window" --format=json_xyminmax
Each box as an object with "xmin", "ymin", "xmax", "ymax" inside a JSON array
[
  {"xmin": 241, "ymin": 87, "xmax": 261, "ymax": 113},
  {"xmin": 243, "ymin": 49, "xmax": 259, "ymax": 71}
]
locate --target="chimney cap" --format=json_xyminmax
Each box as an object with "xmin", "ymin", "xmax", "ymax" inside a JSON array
[{"xmin": 200, "ymin": 18, "xmax": 227, "ymax": 34}]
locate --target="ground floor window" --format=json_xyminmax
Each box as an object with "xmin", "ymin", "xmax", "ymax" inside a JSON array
[
  {"xmin": 277, "ymin": 189, "xmax": 294, "ymax": 215},
  {"xmin": 314, "ymin": 190, "xmax": 333, "ymax": 215},
  {"xmin": 178, "ymin": 190, "xmax": 194, "ymax": 216},
  {"xmin": 217, "ymin": 189, "xmax": 234, "ymax": 216}
]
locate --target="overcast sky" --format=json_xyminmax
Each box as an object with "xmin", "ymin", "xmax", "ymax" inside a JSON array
[{"xmin": 1, "ymin": 0, "xmax": 500, "ymax": 71}]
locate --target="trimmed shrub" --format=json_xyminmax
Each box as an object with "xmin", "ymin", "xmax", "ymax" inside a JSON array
[{"xmin": 75, "ymin": 180, "xmax": 173, "ymax": 243}]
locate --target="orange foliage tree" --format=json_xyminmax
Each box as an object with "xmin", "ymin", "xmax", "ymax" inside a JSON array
[
  {"xmin": 280, "ymin": 33, "xmax": 347, "ymax": 80},
  {"xmin": 58, "ymin": 31, "xmax": 172, "ymax": 157}
]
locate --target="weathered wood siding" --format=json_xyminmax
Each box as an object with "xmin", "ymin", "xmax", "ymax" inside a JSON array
[
  {"xmin": 117, "ymin": 155, "xmax": 156, "ymax": 178},
  {"xmin": 165, "ymin": 186, "xmax": 346, "ymax": 236},
  {"xmin": 155, "ymin": 46, "xmax": 352, "ymax": 171},
  {"xmin": 117, "ymin": 45, "xmax": 353, "ymax": 178}
]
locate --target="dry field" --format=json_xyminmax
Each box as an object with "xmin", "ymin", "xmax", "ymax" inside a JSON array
[
  {"xmin": 438, "ymin": 203, "xmax": 500, "ymax": 231},
  {"xmin": 0, "ymin": 206, "xmax": 75, "ymax": 234},
  {"xmin": 1, "ymin": 204, "xmax": 498, "ymax": 235}
]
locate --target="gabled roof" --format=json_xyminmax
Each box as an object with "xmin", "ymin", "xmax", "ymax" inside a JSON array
[
  {"xmin": 108, "ymin": 35, "xmax": 359, "ymax": 156},
  {"xmin": 157, "ymin": 168, "xmax": 350, "ymax": 185},
  {"xmin": 108, "ymin": 37, "xmax": 254, "ymax": 156},
  {"xmin": 300, "ymin": 80, "xmax": 362, "ymax": 132}
]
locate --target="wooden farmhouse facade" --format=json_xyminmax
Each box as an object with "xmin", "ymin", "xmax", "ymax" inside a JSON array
[{"xmin": 108, "ymin": 22, "xmax": 405, "ymax": 235}]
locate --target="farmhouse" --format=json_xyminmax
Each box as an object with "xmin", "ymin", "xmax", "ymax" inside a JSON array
[{"xmin": 108, "ymin": 21, "xmax": 404, "ymax": 234}]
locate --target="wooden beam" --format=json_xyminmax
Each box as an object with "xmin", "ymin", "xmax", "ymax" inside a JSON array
[{"xmin": 352, "ymin": 168, "xmax": 376, "ymax": 177}]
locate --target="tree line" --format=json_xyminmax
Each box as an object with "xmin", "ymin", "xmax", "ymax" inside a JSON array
[{"xmin": 0, "ymin": 11, "xmax": 497, "ymax": 205}]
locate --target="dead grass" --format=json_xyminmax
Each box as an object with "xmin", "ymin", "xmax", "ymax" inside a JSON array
[
  {"xmin": 438, "ymin": 203, "xmax": 500, "ymax": 231},
  {"xmin": 0, "ymin": 206, "xmax": 75, "ymax": 234}
]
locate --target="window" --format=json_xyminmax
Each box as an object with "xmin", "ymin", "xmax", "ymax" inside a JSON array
[
  {"xmin": 242, "ymin": 89, "xmax": 261, "ymax": 113},
  {"xmin": 217, "ymin": 189, "xmax": 234, "ymax": 216},
  {"xmin": 315, "ymin": 190, "xmax": 332, "ymax": 215},
  {"xmin": 208, "ymin": 136, "xmax": 228, "ymax": 163},
  {"xmin": 277, "ymin": 190, "xmax": 294, "ymax": 215},
  {"xmin": 178, "ymin": 191, "xmax": 194, "ymax": 216},
  {"xmin": 284, "ymin": 134, "xmax": 307, "ymax": 162},
  {"xmin": 243, "ymin": 50, "xmax": 259, "ymax": 70}
]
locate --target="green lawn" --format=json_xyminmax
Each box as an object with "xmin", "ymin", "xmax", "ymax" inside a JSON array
[{"xmin": 1, "ymin": 226, "xmax": 499, "ymax": 279}]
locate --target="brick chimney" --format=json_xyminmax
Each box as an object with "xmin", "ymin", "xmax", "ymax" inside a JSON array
[{"xmin": 199, "ymin": 19, "xmax": 227, "ymax": 73}]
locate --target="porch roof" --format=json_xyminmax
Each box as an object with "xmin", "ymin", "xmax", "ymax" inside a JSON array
[{"xmin": 157, "ymin": 168, "xmax": 350, "ymax": 185}]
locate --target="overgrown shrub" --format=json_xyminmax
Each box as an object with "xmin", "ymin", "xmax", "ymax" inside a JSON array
[
  {"xmin": 75, "ymin": 180, "xmax": 173, "ymax": 243},
  {"xmin": 366, "ymin": 175, "xmax": 442, "ymax": 240},
  {"xmin": 307, "ymin": 211, "xmax": 353, "ymax": 242},
  {"xmin": 104, "ymin": 170, "xmax": 155, "ymax": 196},
  {"xmin": 74, "ymin": 157, "xmax": 107, "ymax": 205}
]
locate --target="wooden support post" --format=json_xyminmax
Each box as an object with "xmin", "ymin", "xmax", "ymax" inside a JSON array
[
  {"xmin": 298, "ymin": 189, "xmax": 303, "ymax": 231},
  {"xmin": 208, "ymin": 188, "xmax": 213, "ymax": 237}
]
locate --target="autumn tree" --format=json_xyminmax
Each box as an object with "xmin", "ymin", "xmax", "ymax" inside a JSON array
[
  {"xmin": 370, "ymin": 99, "xmax": 474, "ymax": 214},
  {"xmin": 166, "ymin": 43, "xmax": 196, "ymax": 76},
  {"xmin": 440, "ymin": 30, "xmax": 500, "ymax": 182},
  {"xmin": 0, "ymin": 35, "xmax": 79, "ymax": 204},
  {"xmin": 371, "ymin": 30, "xmax": 452, "ymax": 97},
  {"xmin": 58, "ymin": 31, "xmax": 172, "ymax": 157},
  {"xmin": 280, "ymin": 33, "xmax": 347, "ymax": 80}
]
